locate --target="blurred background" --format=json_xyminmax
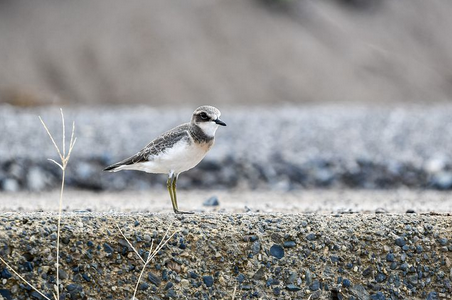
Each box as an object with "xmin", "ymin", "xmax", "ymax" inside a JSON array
[
  {"xmin": 1, "ymin": 0, "xmax": 452, "ymax": 212},
  {"xmin": 1, "ymin": 0, "xmax": 452, "ymax": 107}
]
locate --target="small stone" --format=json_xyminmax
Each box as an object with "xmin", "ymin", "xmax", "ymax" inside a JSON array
[
  {"xmin": 286, "ymin": 284, "xmax": 301, "ymax": 291},
  {"xmin": 375, "ymin": 273, "xmax": 386, "ymax": 283},
  {"xmin": 426, "ymin": 292, "xmax": 438, "ymax": 300},
  {"xmin": 269, "ymin": 244, "xmax": 284, "ymax": 259},
  {"xmin": 26, "ymin": 167, "xmax": 49, "ymax": 191},
  {"xmin": 395, "ymin": 238, "xmax": 406, "ymax": 247},
  {"xmin": 1, "ymin": 268, "xmax": 12, "ymax": 279},
  {"xmin": 350, "ymin": 285, "xmax": 370, "ymax": 300},
  {"xmin": 23, "ymin": 262, "xmax": 33, "ymax": 272},
  {"xmin": 189, "ymin": 271, "xmax": 199, "ymax": 279},
  {"xmin": 431, "ymin": 171, "xmax": 452, "ymax": 189},
  {"xmin": 342, "ymin": 278, "xmax": 351, "ymax": 287},
  {"xmin": 439, "ymin": 238, "xmax": 448, "ymax": 246},
  {"xmin": 253, "ymin": 268, "xmax": 265, "ymax": 280},
  {"xmin": 306, "ymin": 233, "xmax": 317, "ymax": 241},
  {"xmin": 0, "ymin": 289, "xmax": 12, "ymax": 300},
  {"xmin": 283, "ymin": 241, "xmax": 296, "ymax": 248},
  {"xmin": 251, "ymin": 241, "xmax": 261, "ymax": 254},
  {"xmin": 203, "ymin": 196, "xmax": 219, "ymax": 207},
  {"xmin": 82, "ymin": 273, "xmax": 91, "ymax": 282},
  {"xmin": 2, "ymin": 178, "xmax": 19, "ymax": 192},
  {"xmin": 370, "ymin": 292, "xmax": 386, "ymax": 300},
  {"xmin": 406, "ymin": 209, "xmax": 416, "ymax": 214},
  {"xmin": 148, "ymin": 272, "xmax": 161, "ymax": 286},
  {"xmin": 309, "ymin": 280, "xmax": 320, "ymax": 291},
  {"xmin": 164, "ymin": 282, "xmax": 173, "ymax": 290},
  {"xmin": 386, "ymin": 253, "xmax": 395, "ymax": 262},
  {"xmin": 202, "ymin": 275, "xmax": 214, "ymax": 287},
  {"xmin": 362, "ymin": 267, "xmax": 372, "ymax": 277},
  {"xmin": 103, "ymin": 243, "xmax": 114, "ymax": 254},
  {"xmin": 237, "ymin": 274, "xmax": 246, "ymax": 283},
  {"xmin": 138, "ymin": 282, "xmax": 149, "ymax": 290},
  {"xmin": 375, "ymin": 208, "xmax": 387, "ymax": 214},
  {"xmin": 58, "ymin": 269, "xmax": 68, "ymax": 280},
  {"xmin": 66, "ymin": 284, "xmax": 82, "ymax": 292}
]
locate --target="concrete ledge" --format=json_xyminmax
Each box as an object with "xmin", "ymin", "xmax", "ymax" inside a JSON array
[{"xmin": 0, "ymin": 213, "xmax": 451, "ymax": 299}]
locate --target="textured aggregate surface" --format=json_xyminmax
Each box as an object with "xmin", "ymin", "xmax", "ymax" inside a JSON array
[
  {"xmin": 3, "ymin": 105, "xmax": 452, "ymax": 192},
  {"xmin": 0, "ymin": 213, "xmax": 451, "ymax": 299}
]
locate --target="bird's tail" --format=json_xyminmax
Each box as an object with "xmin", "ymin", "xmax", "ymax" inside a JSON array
[{"xmin": 103, "ymin": 164, "xmax": 120, "ymax": 172}]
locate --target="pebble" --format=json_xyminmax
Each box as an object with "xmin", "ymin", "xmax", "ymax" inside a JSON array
[
  {"xmin": 148, "ymin": 272, "xmax": 161, "ymax": 286},
  {"xmin": 103, "ymin": 243, "xmax": 114, "ymax": 254},
  {"xmin": 309, "ymin": 280, "xmax": 320, "ymax": 291},
  {"xmin": 203, "ymin": 196, "xmax": 219, "ymax": 207},
  {"xmin": 342, "ymin": 278, "xmax": 351, "ymax": 287},
  {"xmin": 202, "ymin": 275, "xmax": 214, "ymax": 287},
  {"xmin": 395, "ymin": 238, "xmax": 406, "ymax": 247},
  {"xmin": 386, "ymin": 253, "xmax": 395, "ymax": 262},
  {"xmin": 283, "ymin": 241, "xmax": 296, "ymax": 248},
  {"xmin": 269, "ymin": 244, "xmax": 284, "ymax": 259},
  {"xmin": 1, "ymin": 268, "xmax": 12, "ymax": 279},
  {"xmin": 370, "ymin": 292, "xmax": 386, "ymax": 300},
  {"xmin": 2, "ymin": 178, "xmax": 19, "ymax": 192},
  {"xmin": 375, "ymin": 273, "xmax": 386, "ymax": 283},
  {"xmin": 286, "ymin": 284, "xmax": 301, "ymax": 291},
  {"xmin": 306, "ymin": 233, "xmax": 317, "ymax": 241}
]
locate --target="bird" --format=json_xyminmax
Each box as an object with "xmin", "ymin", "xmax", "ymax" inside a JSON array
[{"xmin": 104, "ymin": 105, "xmax": 226, "ymax": 214}]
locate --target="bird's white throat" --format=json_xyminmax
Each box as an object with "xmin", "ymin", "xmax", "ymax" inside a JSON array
[{"xmin": 197, "ymin": 121, "xmax": 219, "ymax": 137}]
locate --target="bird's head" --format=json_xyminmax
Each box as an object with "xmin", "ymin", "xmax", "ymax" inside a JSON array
[{"xmin": 191, "ymin": 105, "xmax": 226, "ymax": 137}]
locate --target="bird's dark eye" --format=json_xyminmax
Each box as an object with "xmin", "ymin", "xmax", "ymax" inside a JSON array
[{"xmin": 199, "ymin": 112, "xmax": 209, "ymax": 120}]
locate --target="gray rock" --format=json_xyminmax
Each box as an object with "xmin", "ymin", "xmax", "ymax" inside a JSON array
[
  {"xmin": 431, "ymin": 171, "xmax": 452, "ymax": 190},
  {"xmin": 26, "ymin": 167, "xmax": 49, "ymax": 191},
  {"xmin": 350, "ymin": 284, "xmax": 370, "ymax": 300},
  {"xmin": 203, "ymin": 196, "xmax": 219, "ymax": 207},
  {"xmin": 2, "ymin": 178, "xmax": 19, "ymax": 192},
  {"xmin": 269, "ymin": 244, "xmax": 284, "ymax": 259}
]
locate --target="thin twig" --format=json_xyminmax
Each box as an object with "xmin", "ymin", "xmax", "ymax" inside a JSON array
[
  {"xmin": 39, "ymin": 110, "xmax": 76, "ymax": 300},
  {"xmin": 116, "ymin": 224, "xmax": 145, "ymax": 264},
  {"xmin": 61, "ymin": 109, "xmax": 66, "ymax": 159},
  {"xmin": 125, "ymin": 224, "xmax": 176, "ymax": 300},
  {"xmin": 132, "ymin": 240, "xmax": 154, "ymax": 300},
  {"xmin": 38, "ymin": 116, "xmax": 63, "ymax": 162},
  {"xmin": 0, "ymin": 257, "xmax": 52, "ymax": 300}
]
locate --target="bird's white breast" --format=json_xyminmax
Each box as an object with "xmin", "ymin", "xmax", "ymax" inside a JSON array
[{"xmin": 130, "ymin": 138, "xmax": 212, "ymax": 174}]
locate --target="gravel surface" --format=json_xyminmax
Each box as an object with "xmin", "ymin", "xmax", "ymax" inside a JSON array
[
  {"xmin": 1, "ymin": 190, "xmax": 452, "ymax": 214},
  {"xmin": 0, "ymin": 212, "xmax": 451, "ymax": 299},
  {"xmin": 3, "ymin": 105, "xmax": 452, "ymax": 192}
]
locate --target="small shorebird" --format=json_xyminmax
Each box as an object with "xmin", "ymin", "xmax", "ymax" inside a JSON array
[{"xmin": 104, "ymin": 105, "xmax": 226, "ymax": 214}]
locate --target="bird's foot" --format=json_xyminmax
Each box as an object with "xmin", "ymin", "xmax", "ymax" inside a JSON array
[{"xmin": 174, "ymin": 209, "xmax": 195, "ymax": 215}]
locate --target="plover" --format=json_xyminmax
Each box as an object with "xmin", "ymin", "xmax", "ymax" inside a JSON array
[{"xmin": 104, "ymin": 105, "xmax": 226, "ymax": 214}]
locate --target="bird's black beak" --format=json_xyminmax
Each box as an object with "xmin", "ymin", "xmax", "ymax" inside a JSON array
[{"xmin": 214, "ymin": 118, "xmax": 227, "ymax": 126}]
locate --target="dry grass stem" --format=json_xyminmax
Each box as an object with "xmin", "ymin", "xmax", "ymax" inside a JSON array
[
  {"xmin": 116, "ymin": 224, "xmax": 146, "ymax": 264},
  {"xmin": 232, "ymin": 283, "xmax": 237, "ymax": 300},
  {"xmin": 116, "ymin": 223, "xmax": 176, "ymax": 300},
  {"xmin": 38, "ymin": 108, "xmax": 76, "ymax": 300},
  {"xmin": 0, "ymin": 257, "xmax": 52, "ymax": 300}
]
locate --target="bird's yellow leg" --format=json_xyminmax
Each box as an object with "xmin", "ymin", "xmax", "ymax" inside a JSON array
[
  {"xmin": 172, "ymin": 174, "xmax": 194, "ymax": 214},
  {"xmin": 167, "ymin": 174, "xmax": 179, "ymax": 213}
]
